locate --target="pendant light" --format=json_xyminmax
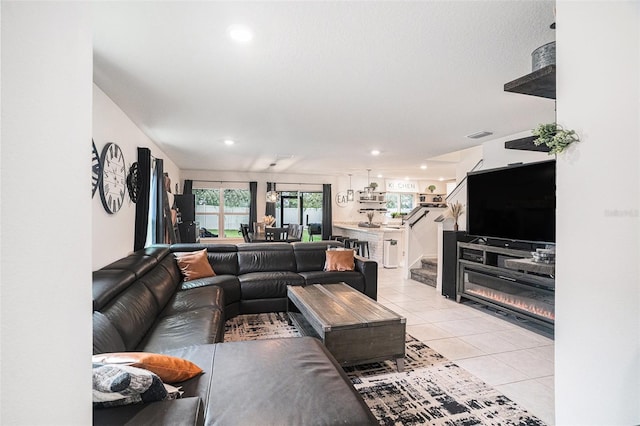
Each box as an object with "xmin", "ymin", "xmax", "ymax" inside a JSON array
[
  {"xmin": 266, "ymin": 163, "xmax": 279, "ymax": 203},
  {"xmin": 347, "ymin": 174, "xmax": 354, "ymax": 201},
  {"xmin": 364, "ymin": 169, "xmax": 373, "ymax": 200},
  {"xmin": 266, "ymin": 188, "xmax": 278, "ymax": 203}
]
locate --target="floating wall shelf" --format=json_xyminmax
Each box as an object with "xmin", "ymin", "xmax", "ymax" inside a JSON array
[
  {"xmin": 504, "ymin": 64, "xmax": 556, "ymax": 100},
  {"xmin": 504, "ymin": 135, "xmax": 551, "ymax": 153}
]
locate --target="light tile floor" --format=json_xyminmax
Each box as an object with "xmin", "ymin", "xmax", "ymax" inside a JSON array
[{"xmin": 377, "ymin": 266, "xmax": 555, "ymax": 425}]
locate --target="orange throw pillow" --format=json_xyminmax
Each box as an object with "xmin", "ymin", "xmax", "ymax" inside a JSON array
[
  {"xmin": 92, "ymin": 352, "xmax": 203, "ymax": 383},
  {"xmin": 324, "ymin": 249, "xmax": 355, "ymax": 272},
  {"xmin": 174, "ymin": 249, "xmax": 215, "ymax": 281}
]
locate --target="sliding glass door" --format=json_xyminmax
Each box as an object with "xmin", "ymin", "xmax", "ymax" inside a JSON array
[{"xmin": 275, "ymin": 191, "xmax": 322, "ymax": 239}]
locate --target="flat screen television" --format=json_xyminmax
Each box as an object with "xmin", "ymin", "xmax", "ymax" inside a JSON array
[{"xmin": 466, "ymin": 160, "xmax": 556, "ymax": 244}]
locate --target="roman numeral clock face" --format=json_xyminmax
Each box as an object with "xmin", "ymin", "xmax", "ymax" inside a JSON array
[{"xmin": 99, "ymin": 143, "xmax": 126, "ymax": 214}]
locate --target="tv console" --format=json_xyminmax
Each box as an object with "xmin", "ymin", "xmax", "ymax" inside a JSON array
[{"xmin": 456, "ymin": 242, "xmax": 555, "ymax": 330}]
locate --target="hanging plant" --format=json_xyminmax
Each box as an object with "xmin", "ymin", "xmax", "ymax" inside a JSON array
[{"xmin": 533, "ymin": 122, "xmax": 580, "ymax": 155}]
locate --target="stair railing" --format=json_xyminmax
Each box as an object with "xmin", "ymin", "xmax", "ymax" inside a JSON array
[{"xmin": 444, "ymin": 159, "xmax": 484, "ymax": 203}]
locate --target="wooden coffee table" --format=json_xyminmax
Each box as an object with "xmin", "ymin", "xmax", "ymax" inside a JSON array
[{"xmin": 287, "ymin": 283, "xmax": 406, "ymax": 371}]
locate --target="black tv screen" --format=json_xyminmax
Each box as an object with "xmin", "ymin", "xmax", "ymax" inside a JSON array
[{"xmin": 467, "ymin": 160, "xmax": 556, "ymax": 243}]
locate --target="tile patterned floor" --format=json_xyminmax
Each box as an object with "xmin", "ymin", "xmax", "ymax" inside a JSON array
[{"xmin": 377, "ymin": 266, "xmax": 555, "ymax": 425}]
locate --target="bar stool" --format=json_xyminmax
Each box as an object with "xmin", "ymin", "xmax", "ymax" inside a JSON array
[
  {"xmin": 329, "ymin": 235, "xmax": 344, "ymax": 241},
  {"xmin": 342, "ymin": 238, "xmax": 357, "ymax": 249},
  {"xmin": 354, "ymin": 240, "xmax": 370, "ymax": 258}
]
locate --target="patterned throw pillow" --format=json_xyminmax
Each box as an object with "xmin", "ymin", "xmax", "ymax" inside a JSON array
[
  {"xmin": 92, "ymin": 352, "xmax": 203, "ymax": 383},
  {"xmin": 92, "ymin": 363, "xmax": 168, "ymax": 408}
]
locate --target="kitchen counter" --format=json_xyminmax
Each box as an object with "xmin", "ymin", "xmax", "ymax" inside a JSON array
[
  {"xmin": 333, "ymin": 223, "xmax": 404, "ymax": 233},
  {"xmin": 332, "ymin": 223, "xmax": 404, "ymax": 266}
]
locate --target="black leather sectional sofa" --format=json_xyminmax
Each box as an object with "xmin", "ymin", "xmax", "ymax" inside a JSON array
[{"xmin": 92, "ymin": 241, "xmax": 379, "ymax": 425}]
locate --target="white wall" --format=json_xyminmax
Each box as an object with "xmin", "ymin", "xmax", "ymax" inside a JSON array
[
  {"xmin": 455, "ymin": 145, "xmax": 483, "ymax": 183},
  {"xmin": 93, "ymin": 84, "xmax": 181, "ymax": 269},
  {"xmin": 1, "ymin": 3, "xmax": 92, "ymax": 424},
  {"xmin": 555, "ymin": 2, "xmax": 639, "ymax": 425}
]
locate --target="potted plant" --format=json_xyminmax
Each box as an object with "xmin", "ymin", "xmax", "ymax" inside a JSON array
[
  {"xmin": 369, "ymin": 182, "xmax": 378, "ymax": 191},
  {"xmin": 427, "ymin": 185, "xmax": 436, "ymax": 193},
  {"xmin": 366, "ymin": 211, "xmax": 375, "ymax": 225},
  {"xmin": 447, "ymin": 201, "xmax": 464, "ymax": 231},
  {"xmin": 533, "ymin": 122, "xmax": 580, "ymax": 155}
]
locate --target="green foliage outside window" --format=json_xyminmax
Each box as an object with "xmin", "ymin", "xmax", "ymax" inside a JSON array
[{"xmin": 195, "ymin": 189, "xmax": 250, "ymax": 207}]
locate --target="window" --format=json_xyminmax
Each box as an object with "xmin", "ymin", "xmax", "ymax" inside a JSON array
[
  {"xmin": 194, "ymin": 185, "xmax": 250, "ymax": 238},
  {"xmin": 386, "ymin": 193, "xmax": 415, "ymax": 216}
]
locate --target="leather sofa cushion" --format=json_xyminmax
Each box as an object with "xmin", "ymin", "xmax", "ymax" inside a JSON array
[
  {"xmin": 93, "ymin": 312, "xmax": 126, "ymax": 355},
  {"xmin": 180, "ymin": 275, "xmax": 241, "ymax": 304},
  {"xmin": 135, "ymin": 245, "xmax": 171, "ymax": 261},
  {"xmin": 94, "ymin": 396, "xmax": 204, "ymax": 426},
  {"xmin": 238, "ymin": 271, "xmax": 304, "ymax": 299},
  {"xmin": 104, "ymin": 254, "xmax": 158, "ymax": 279},
  {"xmin": 139, "ymin": 260, "xmax": 182, "ymax": 310},
  {"xmin": 292, "ymin": 241, "xmax": 343, "ymax": 272},
  {"xmin": 163, "ymin": 338, "xmax": 377, "ymax": 426},
  {"xmin": 93, "ymin": 269, "xmax": 136, "ymax": 311},
  {"xmin": 298, "ymin": 271, "xmax": 366, "ymax": 294},
  {"xmin": 239, "ymin": 298, "xmax": 287, "ymax": 315},
  {"xmin": 237, "ymin": 243, "xmax": 296, "ymax": 274},
  {"xmin": 103, "ymin": 281, "xmax": 160, "ymax": 350},
  {"xmin": 138, "ymin": 309, "xmax": 225, "ymax": 353},
  {"xmin": 161, "ymin": 286, "xmax": 224, "ymax": 318}
]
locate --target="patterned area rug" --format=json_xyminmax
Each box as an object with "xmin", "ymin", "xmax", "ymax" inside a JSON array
[{"xmin": 225, "ymin": 313, "xmax": 546, "ymax": 426}]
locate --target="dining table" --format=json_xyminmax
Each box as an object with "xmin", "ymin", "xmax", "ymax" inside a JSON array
[{"xmin": 248, "ymin": 227, "xmax": 289, "ymax": 242}]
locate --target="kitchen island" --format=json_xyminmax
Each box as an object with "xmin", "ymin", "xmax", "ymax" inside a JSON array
[{"xmin": 332, "ymin": 223, "xmax": 405, "ymax": 267}]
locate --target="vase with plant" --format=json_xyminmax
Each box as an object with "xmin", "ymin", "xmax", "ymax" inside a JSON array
[
  {"xmin": 447, "ymin": 201, "xmax": 464, "ymax": 231},
  {"xmin": 533, "ymin": 122, "xmax": 580, "ymax": 155},
  {"xmin": 366, "ymin": 211, "xmax": 375, "ymax": 225},
  {"xmin": 369, "ymin": 182, "xmax": 378, "ymax": 191},
  {"xmin": 427, "ymin": 185, "xmax": 436, "ymax": 193}
]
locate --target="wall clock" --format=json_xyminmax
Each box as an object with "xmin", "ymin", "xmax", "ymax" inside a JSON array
[
  {"xmin": 126, "ymin": 162, "xmax": 141, "ymax": 203},
  {"xmin": 99, "ymin": 142, "xmax": 126, "ymax": 214},
  {"xmin": 92, "ymin": 140, "xmax": 101, "ymax": 198}
]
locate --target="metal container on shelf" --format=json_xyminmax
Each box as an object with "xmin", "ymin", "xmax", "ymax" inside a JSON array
[{"xmin": 532, "ymin": 41, "xmax": 556, "ymax": 71}]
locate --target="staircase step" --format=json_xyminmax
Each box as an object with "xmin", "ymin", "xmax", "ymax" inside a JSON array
[
  {"xmin": 410, "ymin": 268, "xmax": 437, "ymax": 287},
  {"xmin": 420, "ymin": 257, "xmax": 438, "ymax": 272}
]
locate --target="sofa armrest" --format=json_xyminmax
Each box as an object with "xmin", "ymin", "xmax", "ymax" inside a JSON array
[
  {"xmin": 94, "ymin": 397, "xmax": 204, "ymax": 426},
  {"xmin": 354, "ymin": 254, "xmax": 378, "ymax": 300}
]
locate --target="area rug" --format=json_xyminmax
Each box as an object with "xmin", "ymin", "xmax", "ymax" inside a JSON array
[{"xmin": 224, "ymin": 313, "xmax": 546, "ymax": 426}]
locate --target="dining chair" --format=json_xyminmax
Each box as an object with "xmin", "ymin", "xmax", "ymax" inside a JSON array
[{"xmin": 240, "ymin": 223, "xmax": 251, "ymax": 242}]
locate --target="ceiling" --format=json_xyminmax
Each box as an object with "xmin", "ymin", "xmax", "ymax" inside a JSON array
[{"xmin": 92, "ymin": 1, "xmax": 556, "ymax": 181}]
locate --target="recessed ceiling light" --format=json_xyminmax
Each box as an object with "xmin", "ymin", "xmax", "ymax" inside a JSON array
[
  {"xmin": 224, "ymin": 139, "xmax": 235, "ymax": 146},
  {"xmin": 420, "ymin": 165, "xmax": 427, "ymax": 170},
  {"xmin": 371, "ymin": 150, "xmax": 380, "ymax": 156},
  {"xmin": 228, "ymin": 25, "xmax": 253, "ymax": 43},
  {"xmin": 377, "ymin": 174, "xmax": 383, "ymax": 178},
  {"xmin": 439, "ymin": 177, "xmax": 444, "ymax": 181}
]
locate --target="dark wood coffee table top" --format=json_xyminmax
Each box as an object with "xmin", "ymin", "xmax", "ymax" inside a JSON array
[
  {"xmin": 287, "ymin": 283, "xmax": 406, "ymax": 370},
  {"xmin": 288, "ymin": 283, "xmax": 403, "ymax": 331}
]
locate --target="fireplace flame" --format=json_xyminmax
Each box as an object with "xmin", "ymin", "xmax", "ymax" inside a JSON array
[{"xmin": 466, "ymin": 284, "xmax": 554, "ymax": 321}]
